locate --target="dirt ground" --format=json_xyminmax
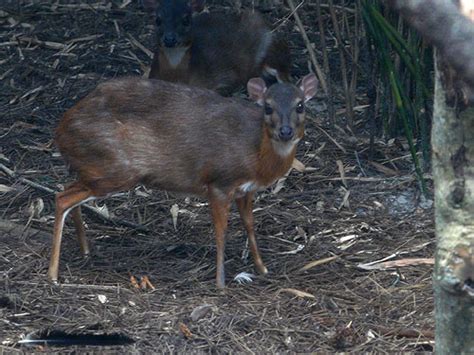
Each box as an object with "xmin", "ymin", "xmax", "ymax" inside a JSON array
[{"xmin": 0, "ymin": 1, "xmax": 435, "ymax": 353}]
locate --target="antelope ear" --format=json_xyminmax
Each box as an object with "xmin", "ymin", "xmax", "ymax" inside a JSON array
[
  {"xmin": 190, "ymin": 0, "xmax": 206, "ymax": 12},
  {"xmin": 299, "ymin": 73, "xmax": 318, "ymax": 102},
  {"xmin": 247, "ymin": 78, "xmax": 267, "ymax": 106},
  {"xmin": 142, "ymin": 0, "xmax": 159, "ymax": 12}
]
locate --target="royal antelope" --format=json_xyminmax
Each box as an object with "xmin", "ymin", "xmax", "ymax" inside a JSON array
[{"xmin": 49, "ymin": 74, "xmax": 317, "ymax": 288}]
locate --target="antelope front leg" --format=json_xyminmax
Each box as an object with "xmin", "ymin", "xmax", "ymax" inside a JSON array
[
  {"xmin": 235, "ymin": 192, "xmax": 268, "ymax": 275},
  {"xmin": 209, "ymin": 188, "xmax": 232, "ymax": 289}
]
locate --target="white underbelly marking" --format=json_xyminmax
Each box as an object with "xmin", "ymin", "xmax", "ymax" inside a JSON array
[{"xmin": 239, "ymin": 181, "xmax": 259, "ymax": 193}]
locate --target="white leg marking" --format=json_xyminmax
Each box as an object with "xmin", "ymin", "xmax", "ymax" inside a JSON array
[{"xmin": 60, "ymin": 196, "xmax": 96, "ymax": 229}]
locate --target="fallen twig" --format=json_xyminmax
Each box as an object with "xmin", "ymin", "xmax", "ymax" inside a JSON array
[
  {"xmin": 13, "ymin": 280, "xmax": 134, "ymax": 292},
  {"xmin": 126, "ymin": 33, "xmax": 154, "ymax": 59},
  {"xmin": 358, "ymin": 258, "xmax": 434, "ymax": 271},
  {"xmin": 286, "ymin": 0, "xmax": 328, "ymax": 93},
  {"xmin": 299, "ymin": 255, "xmax": 339, "ymax": 271},
  {"xmin": 0, "ymin": 163, "xmax": 149, "ymax": 233},
  {"xmin": 277, "ymin": 288, "xmax": 315, "ymax": 299},
  {"xmin": 315, "ymin": 125, "xmax": 347, "ymax": 153},
  {"xmin": 377, "ymin": 325, "xmax": 434, "ymax": 339}
]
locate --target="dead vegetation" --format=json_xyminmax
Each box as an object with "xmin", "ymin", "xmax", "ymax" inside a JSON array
[{"xmin": 0, "ymin": 1, "xmax": 434, "ymax": 352}]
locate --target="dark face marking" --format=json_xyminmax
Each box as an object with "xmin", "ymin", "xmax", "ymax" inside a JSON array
[
  {"xmin": 155, "ymin": 0, "xmax": 193, "ymax": 48},
  {"xmin": 262, "ymin": 83, "xmax": 306, "ymax": 143}
]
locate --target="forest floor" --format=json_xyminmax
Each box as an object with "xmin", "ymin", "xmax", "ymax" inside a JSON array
[{"xmin": 0, "ymin": 1, "xmax": 435, "ymax": 353}]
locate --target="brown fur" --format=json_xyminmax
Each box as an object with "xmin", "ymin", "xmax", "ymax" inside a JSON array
[
  {"xmin": 56, "ymin": 78, "xmax": 304, "ymax": 197},
  {"xmin": 256, "ymin": 131, "xmax": 294, "ymax": 186},
  {"xmin": 148, "ymin": 7, "xmax": 291, "ymax": 95}
]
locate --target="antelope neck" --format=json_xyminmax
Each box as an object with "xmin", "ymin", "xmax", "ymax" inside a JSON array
[{"xmin": 255, "ymin": 131, "xmax": 296, "ymax": 187}]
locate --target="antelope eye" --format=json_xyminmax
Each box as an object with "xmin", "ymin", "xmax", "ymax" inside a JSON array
[
  {"xmin": 296, "ymin": 101, "xmax": 304, "ymax": 113},
  {"xmin": 264, "ymin": 103, "xmax": 273, "ymax": 115},
  {"xmin": 182, "ymin": 15, "xmax": 191, "ymax": 26},
  {"xmin": 155, "ymin": 16, "xmax": 162, "ymax": 27}
]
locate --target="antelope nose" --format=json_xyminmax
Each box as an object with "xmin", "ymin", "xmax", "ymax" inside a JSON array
[
  {"xmin": 279, "ymin": 126, "xmax": 294, "ymax": 141},
  {"xmin": 163, "ymin": 33, "xmax": 177, "ymax": 47}
]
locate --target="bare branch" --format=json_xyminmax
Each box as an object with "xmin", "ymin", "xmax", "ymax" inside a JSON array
[{"xmin": 388, "ymin": 0, "xmax": 474, "ymax": 89}]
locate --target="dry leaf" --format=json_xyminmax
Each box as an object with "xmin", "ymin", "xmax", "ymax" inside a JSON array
[
  {"xmin": 338, "ymin": 234, "xmax": 359, "ymax": 243},
  {"xmin": 97, "ymin": 294, "xmax": 107, "ymax": 304},
  {"xmin": 338, "ymin": 187, "xmax": 350, "ymax": 210},
  {"xmin": 140, "ymin": 275, "xmax": 156, "ymax": 290},
  {"xmin": 130, "ymin": 275, "xmax": 140, "ymax": 289},
  {"xmin": 119, "ymin": 0, "xmax": 132, "ymax": 8},
  {"xmin": 336, "ymin": 160, "xmax": 347, "ymax": 187},
  {"xmin": 0, "ymin": 184, "xmax": 15, "ymax": 193},
  {"xmin": 300, "ymin": 256, "xmax": 338, "ymax": 271},
  {"xmin": 315, "ymin": 141, "xmax": 326, "ymax": 154},
  {"xmin": 179, "ymin": 322, "xmax": 193, "ymax": 339},
  {"xmin": 277, "ymin": 244, "xmax": 304, "ymax": 255},
  {"xmin": 369, "ymin": 161, "xmax": 399, "ymax": 176},
  {"xmin": 135, "ymin": 186, "xmax": 151, "ymax": 197},
  {"xmin": 28, "ymin": 198, "xmax": 44, "ymax": 218},
  {"xmin": 234, "ymin": 272, "xmax": 255, "ymax": 284},
  {"xmin": 291, "ymin": 158, "xmax": 306, "ymax": 172},
  {"xmin": 295, "ymin": 226, "xmax": 307, "ymax": 242},
  {"xmin": 170, "ymin": 204, "xmax": 179, "ymax": 230},
  {"xmin": 278, "ymin": 288, "xmax": 315, "ymax": 299},
  {"xmin": 190, "ymin": 304, "xmax": 214, "ymax": 322},
  {"xmin": 272, "ymin": 176, "xmax": 287, "ymax": 194},
  {"xmin": 93, "ymin": 203, "xmax": 109, "ymax": 218}
]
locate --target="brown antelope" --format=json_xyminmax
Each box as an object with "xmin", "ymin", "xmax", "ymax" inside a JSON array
[
  {"xmin": 143, "ymin": 0, "xmax": 291, "ymax": 96},
  {"xmin": 49, "ymin": 74, "xmax": 317, "ymax": 288}
]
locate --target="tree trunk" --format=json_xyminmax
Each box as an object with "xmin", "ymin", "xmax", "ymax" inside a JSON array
[{"xmin": 432, "ymin": 53, "xmax": 474, "ymax": 354}]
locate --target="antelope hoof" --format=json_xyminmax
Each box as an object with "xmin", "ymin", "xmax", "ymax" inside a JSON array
[
  {"xmin": 216, "ymin": 273, "xmax": 226, "ymax": 289},
  {"xmin": 257, "ymin": 264, "xmax": 268, "ymax": 275}
]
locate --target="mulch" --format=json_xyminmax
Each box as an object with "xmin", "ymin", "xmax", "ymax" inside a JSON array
[{"xmin": 0, "ymin": 1, "xmax": 435, "ymax": 352}]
